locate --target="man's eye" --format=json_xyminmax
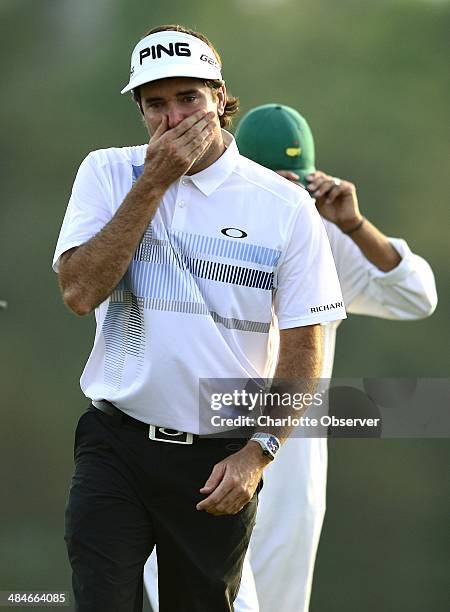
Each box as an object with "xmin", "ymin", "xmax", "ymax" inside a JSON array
[
  {"xmin": 147, "ymin": 102, "xmax": 162, "ymax": 109},
  {"xmin": 184, "ymin": 96, "xmax": 197, "ymax": 103}
]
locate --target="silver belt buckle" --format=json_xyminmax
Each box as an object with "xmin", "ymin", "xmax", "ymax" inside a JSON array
[{"xmin": 149, "ymin": 425, "xmax": 193, "ymax": 445}]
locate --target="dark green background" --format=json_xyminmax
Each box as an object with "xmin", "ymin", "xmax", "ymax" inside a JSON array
[{"xmin": 0, "ymin": 1, "xmax": 448, "ymax": 610}]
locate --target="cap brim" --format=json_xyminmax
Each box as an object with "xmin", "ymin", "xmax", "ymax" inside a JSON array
[{"xmin": 121, "ymin": 63, "xmax": 222, "ymax": 94}]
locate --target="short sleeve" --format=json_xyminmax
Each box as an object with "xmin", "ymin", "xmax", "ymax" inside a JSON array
[
  {"xmin": 52, "ymin": 152, "xmax": 112, "ymax": 272},
  {"xmin": 274, "ymin": 199, "xmax": 347, "ymax": 328}
]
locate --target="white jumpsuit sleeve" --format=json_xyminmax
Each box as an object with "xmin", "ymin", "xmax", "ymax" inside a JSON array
[{"xmin": 324, "ymin": 220, "xmax": 437, "ymax": 320}]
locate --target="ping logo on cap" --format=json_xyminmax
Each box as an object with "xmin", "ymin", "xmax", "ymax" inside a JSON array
[
  {"xmin": 139, "ymin": 42, "xmax": 191, "ymax": 65},
  {"xmin": 121, "ymin": 31, "xmax": 223, "ymax": 94},
  {"xmin": 286, "ymin": 147, "xmax": 302, "ymax": 157}
]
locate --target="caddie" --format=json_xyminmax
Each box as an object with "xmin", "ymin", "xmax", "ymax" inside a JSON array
[{"xmin": 53, "ymin": 28, "xmax": 347, "ymax": 612}]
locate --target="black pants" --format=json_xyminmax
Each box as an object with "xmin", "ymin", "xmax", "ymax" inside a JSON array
[{"xmin": 65, "ymin": 406, "xmax": 258, "ymax": 612}]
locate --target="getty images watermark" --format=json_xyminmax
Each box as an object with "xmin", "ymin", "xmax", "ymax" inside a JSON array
[
  {"xmin": 209, "ymin": 387, "xmax": 328, "ymax": 429},
  {"xmin": 198, "ymin": 378, "xmax": 450, "ymax": 438}
]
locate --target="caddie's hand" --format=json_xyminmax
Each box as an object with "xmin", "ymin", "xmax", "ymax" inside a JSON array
[
  {"xmin": 143, "ymin": 110, "xmax": 217, "ymax": 190},
  {"xmin": 306, "ymin": 171, "xmax": 363, "ymax": 232},
  {"xmin": 196, "ymin": 442, "xmax": 270, "ymax": 516}
]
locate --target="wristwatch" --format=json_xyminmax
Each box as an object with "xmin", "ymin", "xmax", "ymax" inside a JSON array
[{"xmin": 250, "ymin": 433, "xmax": 280, "ymax": 461}]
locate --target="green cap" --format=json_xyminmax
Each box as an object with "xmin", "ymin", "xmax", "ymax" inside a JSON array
[{"xmin": 235, "ymin": 104, "xmax": 316, "ymax": 186}]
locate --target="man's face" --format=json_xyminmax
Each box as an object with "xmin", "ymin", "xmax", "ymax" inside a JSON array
[{"xmin": 139, "ymin": 77, "xmax": 225, "ymax": 137}]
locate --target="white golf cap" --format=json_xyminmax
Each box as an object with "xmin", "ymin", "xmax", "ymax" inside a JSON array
[{"xmin": 121, "ymin": 31, "xmax": 223, "ymax": 94}]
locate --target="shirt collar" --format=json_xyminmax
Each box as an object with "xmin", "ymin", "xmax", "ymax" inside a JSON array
[{"xmin": 187, "ymin": 130, "xmax": 239, "ymax": 196}]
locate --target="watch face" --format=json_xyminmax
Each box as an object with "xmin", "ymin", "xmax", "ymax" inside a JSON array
[{"xmin": 266, "ymin": 436, "xmax": 279, "ymax": 453}]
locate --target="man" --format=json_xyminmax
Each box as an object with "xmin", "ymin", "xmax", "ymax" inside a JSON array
[
  {"xmin": 53, "ymin": 27, "xmax": 346, "ymax": 612},
  {"xmin": 143, "ymin": 104, "xmax": 438, "ymax": 611}
]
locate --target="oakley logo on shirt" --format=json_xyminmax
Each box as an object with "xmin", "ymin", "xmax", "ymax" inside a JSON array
[{"xmin": 221, "ymin": 227, "xmax": 248, "ymax": 239}]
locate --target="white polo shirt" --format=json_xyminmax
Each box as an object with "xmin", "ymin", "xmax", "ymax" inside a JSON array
[{"xmin": 53, "ymin": 132, "xmax": 346, "ymax": 433}]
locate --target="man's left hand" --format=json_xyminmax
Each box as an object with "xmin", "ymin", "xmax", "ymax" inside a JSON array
[{"xmin": 196, "ymin": 442, "xmax": 269, "ymax": 516}]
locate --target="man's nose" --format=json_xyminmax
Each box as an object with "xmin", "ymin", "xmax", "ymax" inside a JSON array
[{"xmin": 166, "ymin": 104, "xmax": 186, "ymax": 129}]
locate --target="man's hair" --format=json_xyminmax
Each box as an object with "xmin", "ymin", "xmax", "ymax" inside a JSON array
[{"xmin": 131, "ymin": 24, "xmax": 239, "ymax": 129}]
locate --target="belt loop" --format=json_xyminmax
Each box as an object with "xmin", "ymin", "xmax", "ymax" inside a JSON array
[
  {"xmin": 109, "ymin": 407, "xmax": 124, "ymax": 428},
  {"xmin": 117, "ymin": 411, "xmax": 127, "ymax": 428}
]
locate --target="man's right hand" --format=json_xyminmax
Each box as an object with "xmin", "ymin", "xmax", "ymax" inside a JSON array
[
  {"xmin": 58, "ymin": 111, "xmax": 215, "ymax": 316},
  {"xmin": 143, "ymin": 110, "xmax": 217, "ymax": 190}
]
